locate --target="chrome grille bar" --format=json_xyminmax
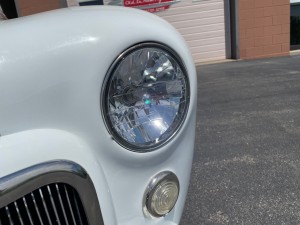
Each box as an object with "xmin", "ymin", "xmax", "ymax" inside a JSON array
[
  {"xmin": 0, "ymin": 183, "xmax": 89, "ymax": 225},
  {"xmin": 72, "ymin": 189, "xmax": 83, "ymax": 225},
  {"xmin": 55, "ymin": 184, "xmax": 69, "ymax": 225},
  {"xmin": 64, "ymin": 185, "xmax": 77, "ymax": 225},
  {"xmin": 47, "ymin": 185, "xmax": 61, "ymax": 225},
  {"xmin": 5, "ymin": 206, "xmax": 13, "ymax": 225},
  {"xmin": 31, "ymin": 192, "xmax": 44, "ymax": 225},
  {"xmin": 0, "ymin": 161, "xmax": 104, "ymax": 225},
  {"xmin": 23, "ymin": 197, "xmax": 34, "ymax": 225},
  {"xmin": 39, "ymin": 188, "xmax": 53, "ymax": 225},
  {"xmin": 14, "ymin": 201, "xmax": 24, "ymax": 225}
]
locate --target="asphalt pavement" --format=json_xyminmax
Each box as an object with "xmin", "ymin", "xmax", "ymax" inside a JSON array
[{"xmin": 181, "ymin": 55, "xmax": 300, "ymax": 225}]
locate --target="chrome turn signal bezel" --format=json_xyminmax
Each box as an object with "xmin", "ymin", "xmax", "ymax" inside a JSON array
[{"xmin": 143, "ymin": 171, "xmax": 180, "ymax": 218}]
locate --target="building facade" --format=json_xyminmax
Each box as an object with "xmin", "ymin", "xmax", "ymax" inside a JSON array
[
  {"xmin": 1, "ymin": 0, "xmax": 299, "ymax": 63},
  {"xmin": 238, "ymin": 0, "xmax": 291, "ymax": 59}
]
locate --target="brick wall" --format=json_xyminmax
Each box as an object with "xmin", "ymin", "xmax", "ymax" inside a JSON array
[
  {"xmin": 15, "ymin": 0, "xmax": 67, "ymax": 17},
  {"xmin": 239, "ymin": 0, "xmax": 290, "ymax": 59}
]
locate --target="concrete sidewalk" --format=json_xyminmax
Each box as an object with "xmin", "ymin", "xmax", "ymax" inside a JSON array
[{"xmin": 181, "ymin": 55, "xmax": 300, "ymax": 225}]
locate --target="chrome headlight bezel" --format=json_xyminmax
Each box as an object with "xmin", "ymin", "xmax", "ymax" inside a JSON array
[{"xmin": 101, "ymin": 42, "xmax": 190, "ymax": 152}]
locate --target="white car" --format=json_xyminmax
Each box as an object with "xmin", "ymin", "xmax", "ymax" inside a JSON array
[{"xmin": 0, "ymin": 6, "xmax": 197, "ymax": 225}]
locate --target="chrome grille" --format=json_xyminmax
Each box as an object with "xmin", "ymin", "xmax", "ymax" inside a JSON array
[{"xmin": 0, "ymin": 183, "xmax": 88, "ymax": 225}]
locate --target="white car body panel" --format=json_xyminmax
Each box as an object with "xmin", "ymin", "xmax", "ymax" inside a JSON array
[{"xmin": 0, "ymin": 6, "xmax": 197, "ymax": 225}]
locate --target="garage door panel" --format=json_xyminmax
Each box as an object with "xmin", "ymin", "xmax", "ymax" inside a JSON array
[
  {"xmin": 179, "ymin": 23, "xmax": 225, "ymax": 36},
  {"xmin": 159, "ymin": 2, "xmax": 224, "ymax": 17},
  {"xmin": 187, "ymin": 37, "xmax": 225, "ymax": 48},
  {"xmin": 156, "ymin": 0, "xmax": 226, "ymax": 63},
  {"xmin": 160, "ymin": 0, "xmax": 223, "ymax": 8},
  {"xmin": 192, "ymin": 50, "xmax": 226, "ymax": 62},
  {"xmin": 184, "ymin": 30, "xmax": 225, "ymax": 41},
  {"xmin": 162, "ymin": 9, "xmax": 224, "ymax": 23},
  {"xmin": 170, "ymin": 16, "xmax": 224, "ymax": 29},
  {"xmin": 193, "ymin": 50, "xmax": 226, "ymax": 58},
  {"xmin": 189, "ymin": 43, "xmax": 225, "ymax": 54}
]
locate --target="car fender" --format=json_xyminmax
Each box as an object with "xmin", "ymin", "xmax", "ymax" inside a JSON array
[
  {"xmin": 0, "ymin": 128, "xmax": 117, "ymax": 225},
  {"xmin": 0, "ymin": 6, "xmax": 197, "ymax": 225}
]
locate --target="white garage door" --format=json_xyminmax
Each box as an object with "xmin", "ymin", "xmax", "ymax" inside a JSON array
[
  {"xmin": 157, "ymin": 0, "xmax": 227, "ymax": 64},
  {"xmin": 103, "ymin": 0, "xmax": 227, "ymax": 63}
]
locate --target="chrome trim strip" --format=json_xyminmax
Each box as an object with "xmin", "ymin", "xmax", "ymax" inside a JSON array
[{"xmin": 0, "ymin": 160, "xmax": 104, "ymax": 225}]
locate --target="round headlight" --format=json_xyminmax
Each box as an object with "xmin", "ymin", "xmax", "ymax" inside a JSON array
[{"xmin": 102, "ymin": 43, "xmax": 190, "ymax": 151}]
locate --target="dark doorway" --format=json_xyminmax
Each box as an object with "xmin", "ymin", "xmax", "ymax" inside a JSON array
[
  {"xmin": 0, "ymin": 0, "xmax": 17, "ymax": 18},
  {"xmin": 291, "ymin": 3, "xmax": 300, "ymax": 50},
  {"xmin": 79, "ymin": 0, "xmax": 103, "ymax": 6}
]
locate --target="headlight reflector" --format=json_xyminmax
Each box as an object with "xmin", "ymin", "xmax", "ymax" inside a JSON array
[{"xmin": 102, "ymin": 43, "xmax": 190, "ymax": 151}]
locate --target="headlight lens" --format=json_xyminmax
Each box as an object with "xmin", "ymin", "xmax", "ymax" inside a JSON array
[{"xmin": 102, "ymin": 43, "xmax": 190, "ymax": 151}]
